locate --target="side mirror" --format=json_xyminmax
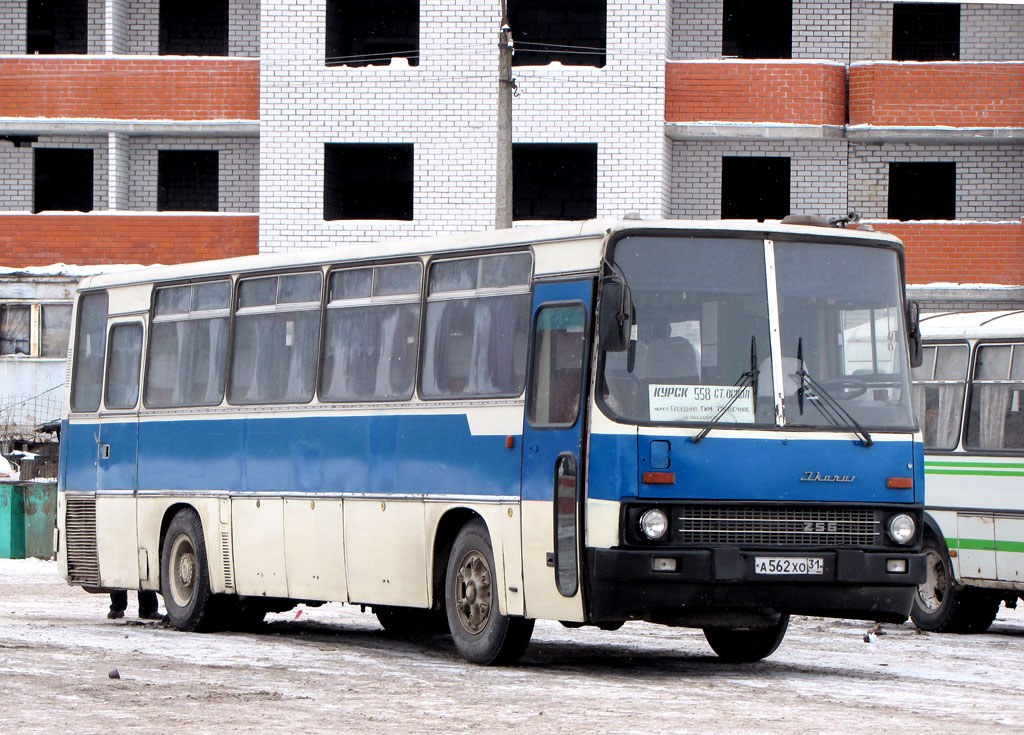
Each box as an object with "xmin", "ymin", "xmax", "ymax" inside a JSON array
[
  {"xmin": 599, "ymin": 280, "xmax": 633, "ymax": 352},
  {"xmin": 907, "ymin": 301, "xmax": 923, "ymax": 368}
]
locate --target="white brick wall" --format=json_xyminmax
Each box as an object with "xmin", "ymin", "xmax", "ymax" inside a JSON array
[
  {"xmin": 230, "ymin": 0, "xmax": 259, "ymax": 56},
  {"xmin": 108, "ymin": 132, "xmax": 130, "ymax": 208},
  {"xmin": 962, "ymin": 4, "xmax": 1024, "ymax": 61},
  {"xmin": 849, "ymin": 144, "xmax": 1024, "ymax": 220},
  {"xmin": 0, "ymin": 141, "xmax": 34, "ymax": 210},
  {"xmin": 88, "ymin": 0, "xmax": 104, "ymax": 53},
  {"xmin": 850, "ymin": 1, "xmax": 892, "ymax": 62},
  {"xmin": 259, "ymin": 0, "xmax": 666, "ymax": 251},
  {"xmin": 123, "ymin": 0, "xmax": 158, "ymax": 53},
  {"xmin": 0, "ymin": 135, "xmax": 108, "ymax": 211},
  {"xmin": 107, "ymin": 0, "xmax": 130, "ymax": 54},
  {"xmin": 0, "ymin": 0, "xmax": 26, "ymax": 53},
  {"xmin": 128, "ymin": 136, "xmax": 259, "ymax": 211},
  {"xmin": 669, "ymin": 139, "xmax": 849, "ymax": 219},
  {"xmin": 668, "ymin": 0, "xmax": 720, "ymax": 59},
  {"xmin": 793, "ymin": 0, "xmax": 848, "ymax": 60}
]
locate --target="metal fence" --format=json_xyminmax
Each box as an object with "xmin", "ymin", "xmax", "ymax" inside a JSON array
[{"xmin": 0, "ymin": 385, "xmax": 62, "ymax": 444}]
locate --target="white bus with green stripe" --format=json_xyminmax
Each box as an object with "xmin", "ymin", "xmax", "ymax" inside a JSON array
[{"xmin": 912, "ymin": 310, "xmax": 1024, "ymax": 632}]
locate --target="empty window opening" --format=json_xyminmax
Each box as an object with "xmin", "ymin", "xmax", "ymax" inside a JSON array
[
  {"xmin": 27, "ymin": 0, "xmax": 87, "ymax": 54},
  {"xmin": 720, "ymin": 157, "xmax": 790, "ymax": 221},
  {"xmin": 324, "ymin": 144, "xmax": 414, "ymax": 220},
  {"xmin": 513, "ymin": 144, "xmax": 597, "ymax": 220},
  {"xmin": 892, "ymin": 3, "xmax": 960, "ymax": 61},
  {"xmin": 888, "ymin": 162, "xmax": 955, "ymax": 221},
  {"xmin": 326, "ymin": 0, "xmax": 419, "ymax": 67},
  {"xmin": 509, "ymin": 0, "xmax": 606, "ymax": 67},
  {"xmin": 722, "ymin": 0, "xmax": 792, "ymax": 59},
  {"xmin": 159, "ymin": 0, "xmax": 229, "ymax": 56},
  {"xmin": 158, "ymin": 151, "xmax": 219, "ymax": 212},
  {"xmin": 34, "ymin": 148, "xmax": 93, "ymax": 213}
]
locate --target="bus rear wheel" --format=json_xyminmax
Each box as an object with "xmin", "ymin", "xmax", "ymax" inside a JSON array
[
  {"xmin": 161, "ymin": 508, "xmax": 216, "ymax": 632},
  {"xmin": 703, "ymin": 614, "xmax": 789, "ymax": 662},
  {"xmin": 445, "ymin": 519, "xmax": 534, "ymax": 665},
  {"xmin": 912, "ymin": 535, "xmax": 1000, "ymax": 633}
]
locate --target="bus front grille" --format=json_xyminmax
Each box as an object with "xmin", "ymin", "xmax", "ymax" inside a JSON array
[
  {"xmin": 65, "ymin": 495, "xmax": 100, "ymax": 586},
  {"xmin": 675, "ymin": 506, "xmax": 881, "ymax": 547}
]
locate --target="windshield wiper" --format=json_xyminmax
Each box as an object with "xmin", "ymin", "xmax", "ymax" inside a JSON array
[
  {"xmin": 795, "ymin": 338, "xmax": 873, "ymax": 447},
  {"xmin": 693, "ymin": 336, "xmax": 758, "ymax": 444}
]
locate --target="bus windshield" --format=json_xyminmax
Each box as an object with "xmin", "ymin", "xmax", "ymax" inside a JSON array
[
  {"xmin": 600, "ymin": 234, "xmax": 915, "ymax": 432},
  {"xmin": 775, "ymin": 241, "xmax": 915, "ymax": 431},
  {"xmin": 601, "ymin": 235, "xmax": 774, "ymax": 426}
]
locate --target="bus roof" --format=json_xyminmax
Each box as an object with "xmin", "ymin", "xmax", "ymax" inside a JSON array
[
  {"xmin": 919, "ymin": 310, "xmax": 1024, "ymax": 340},
  {"xmin": 76, "ymin": 218, "xmax": 904, "ymax": 291}
]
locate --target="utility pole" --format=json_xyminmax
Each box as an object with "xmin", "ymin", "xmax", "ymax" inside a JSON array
[{"xmin": 496, "ymin": 3, "xmax": 514, "ymax": 229}]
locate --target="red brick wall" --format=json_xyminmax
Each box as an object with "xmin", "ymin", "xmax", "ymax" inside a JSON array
[
  {"xmin": 666, "ymin": 61, "xmax": 847, "ymax": 125},
  {"xmin": 870, "ymin": 221, "xmax": 1024, "ymax": 285},
  {"xmin": 0, "ymin": 214, "xmax": 259, "ymax": 267},
  {"xmin": 849, "ymin": 63, "xmax": 1024, "ymax": 128},
  {"xmin": 0, "ymin": 58, "xmax": 259, "ymax": 120}
]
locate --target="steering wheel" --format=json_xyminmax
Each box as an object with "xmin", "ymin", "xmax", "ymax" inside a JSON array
[{"xmin": 818, "ymin": 377, "xmax": 868, "ymax": 401}]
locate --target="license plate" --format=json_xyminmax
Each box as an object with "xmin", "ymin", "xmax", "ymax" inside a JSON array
[{"xmin": 754, "ymin": 556, "xmax": 824, "ymax": 575}]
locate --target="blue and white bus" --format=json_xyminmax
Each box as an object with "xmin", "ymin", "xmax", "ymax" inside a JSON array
[{"xmin": 56, "ymin": 218, "xmax": 926, "ymax": 664}]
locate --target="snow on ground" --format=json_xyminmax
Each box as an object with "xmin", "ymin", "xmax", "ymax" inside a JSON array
[{"xmin": 1, "ymin": 558, "xmax": 1023, "ymax": 734}]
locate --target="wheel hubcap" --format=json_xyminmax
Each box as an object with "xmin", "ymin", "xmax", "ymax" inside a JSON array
[
  {"xmin": 455, "ymin": 550, "xmax": 491, "ymax": 634},
  {"xmin": 169, "ymin": 534, "xmax": 196, "ymax": 608},
  {"xmin": 916, "ymin": 548, "xmax": 947, "ymax": 613}
]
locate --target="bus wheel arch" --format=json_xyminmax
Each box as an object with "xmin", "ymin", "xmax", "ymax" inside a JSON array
[
  {"xmin": 444, "ymin": 517, "xmax": 534, "ymax": 665},
  {"xmin": 912, "ymin": 524, "xmax": 1000, "ymax": 634},
  {"xmin": 160, "ymin": 506, "xmax": 216, "ymax": 632}
]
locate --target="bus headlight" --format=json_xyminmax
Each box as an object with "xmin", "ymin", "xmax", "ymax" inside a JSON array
[
  {"xmin": 887, "ymin": 514, "xmax": 916, "ymax": 545},
  {"xmin": 639, "ymin": 509, "xmax": 669, "ymax": 540}
]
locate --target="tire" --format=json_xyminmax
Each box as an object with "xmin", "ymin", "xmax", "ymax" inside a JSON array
[
  {"xmin": 911, "ymin": 534, "xmax": 1001, "ymax": 634},
  {"xmin": 703, "ymin": 614, "xmax": 789, "ymax": 662},
  {"xmin": 445, "ymin": 519, "xmax": 534, "ymax": 665},
  {"xmin": 160, "ymin": 508, "xmax": 216, "ymax": 632},
  {"xmin": 375, "ymin": 605, "xmax": 450, "ymax": 636}
]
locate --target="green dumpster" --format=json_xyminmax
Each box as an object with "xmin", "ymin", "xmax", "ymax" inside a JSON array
[
  {"xmin": 0, "ymin": 483, "xmax": 57, "ymax": 559},
  {"xmin": 0, "ymin": 484, "xmax": 26, "ymax": 558}
]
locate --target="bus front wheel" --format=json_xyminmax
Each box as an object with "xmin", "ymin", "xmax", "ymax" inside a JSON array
[
  {"xmin": 445, "ymin": 519, "xmax": 534, "ymax": 665},
  {"xmin": 161, "ymin": 508, "xmax": 216, "ymax": 632},
  {"xmin": 911, "ymin": 534, "xmax": 1000, "ymax": 633},
  {"xmin": 703, "ymin": 614, "xmax": 789, "ymax": 662}
]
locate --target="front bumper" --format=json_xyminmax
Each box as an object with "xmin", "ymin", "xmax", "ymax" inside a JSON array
[{"xmin": 586, "ymin": 547, "xmax": 926, "ymax": 625}]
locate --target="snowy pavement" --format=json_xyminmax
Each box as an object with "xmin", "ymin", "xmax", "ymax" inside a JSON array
[{"xmin": 1, "ymin": 558, "xmax": 1023, "ymax": 734}]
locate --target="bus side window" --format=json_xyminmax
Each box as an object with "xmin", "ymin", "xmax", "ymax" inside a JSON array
[
  {"xmin": 911, "ymin": 343, "xmax": 968, "ymax": 450},
  {"xmin": 229, "ymin": 273, "xmax": 322, "ymax": 405},
  {"xmin": 421, "ymin": 253, "xmax": 532, "ymax": 399},
  {"xmin": 70, "ymin": 291, "xmax": 109, "ymax": 413},
  {"xmin": 966, "ymin": 343, "xmax": 1024, "ymax": 451},
  {"xmin": 104, "ymin": 323, "xmax": 143, "ymax": 410},
  {"xmin": 321, "ymin": 263, "xmax": 421, "ymax": 402},
  {"xmin": 145, "ymin": 281, "xmax": 230, "ymax": 408}
]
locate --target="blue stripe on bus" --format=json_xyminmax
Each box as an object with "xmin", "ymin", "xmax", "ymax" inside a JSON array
[
  {"xmin": 65, "ymin": 415, "xmax": 920, "ymax": 504},
  {"xmin": 589, "ymin": 432, "xmax": 920, "ymax": 504}
]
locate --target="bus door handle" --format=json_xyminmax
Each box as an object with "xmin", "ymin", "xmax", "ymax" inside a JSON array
[{"xmin": 100, "ymin": 444, "xmax": 111, "ymax": 460}]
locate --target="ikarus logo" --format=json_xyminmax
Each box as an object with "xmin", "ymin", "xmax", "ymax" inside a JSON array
[{"xmin": 800, "ymin": 471, "xmax": 856, "ymax": 483}]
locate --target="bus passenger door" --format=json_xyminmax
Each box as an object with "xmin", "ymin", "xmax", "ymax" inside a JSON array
[
  {"xmin": 520, "ymin": 280, "xmax": 593, "ymax": 622},
  {"xmin": 96, "ymin": 319, "xmax": 144, "ymax": 589}
]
